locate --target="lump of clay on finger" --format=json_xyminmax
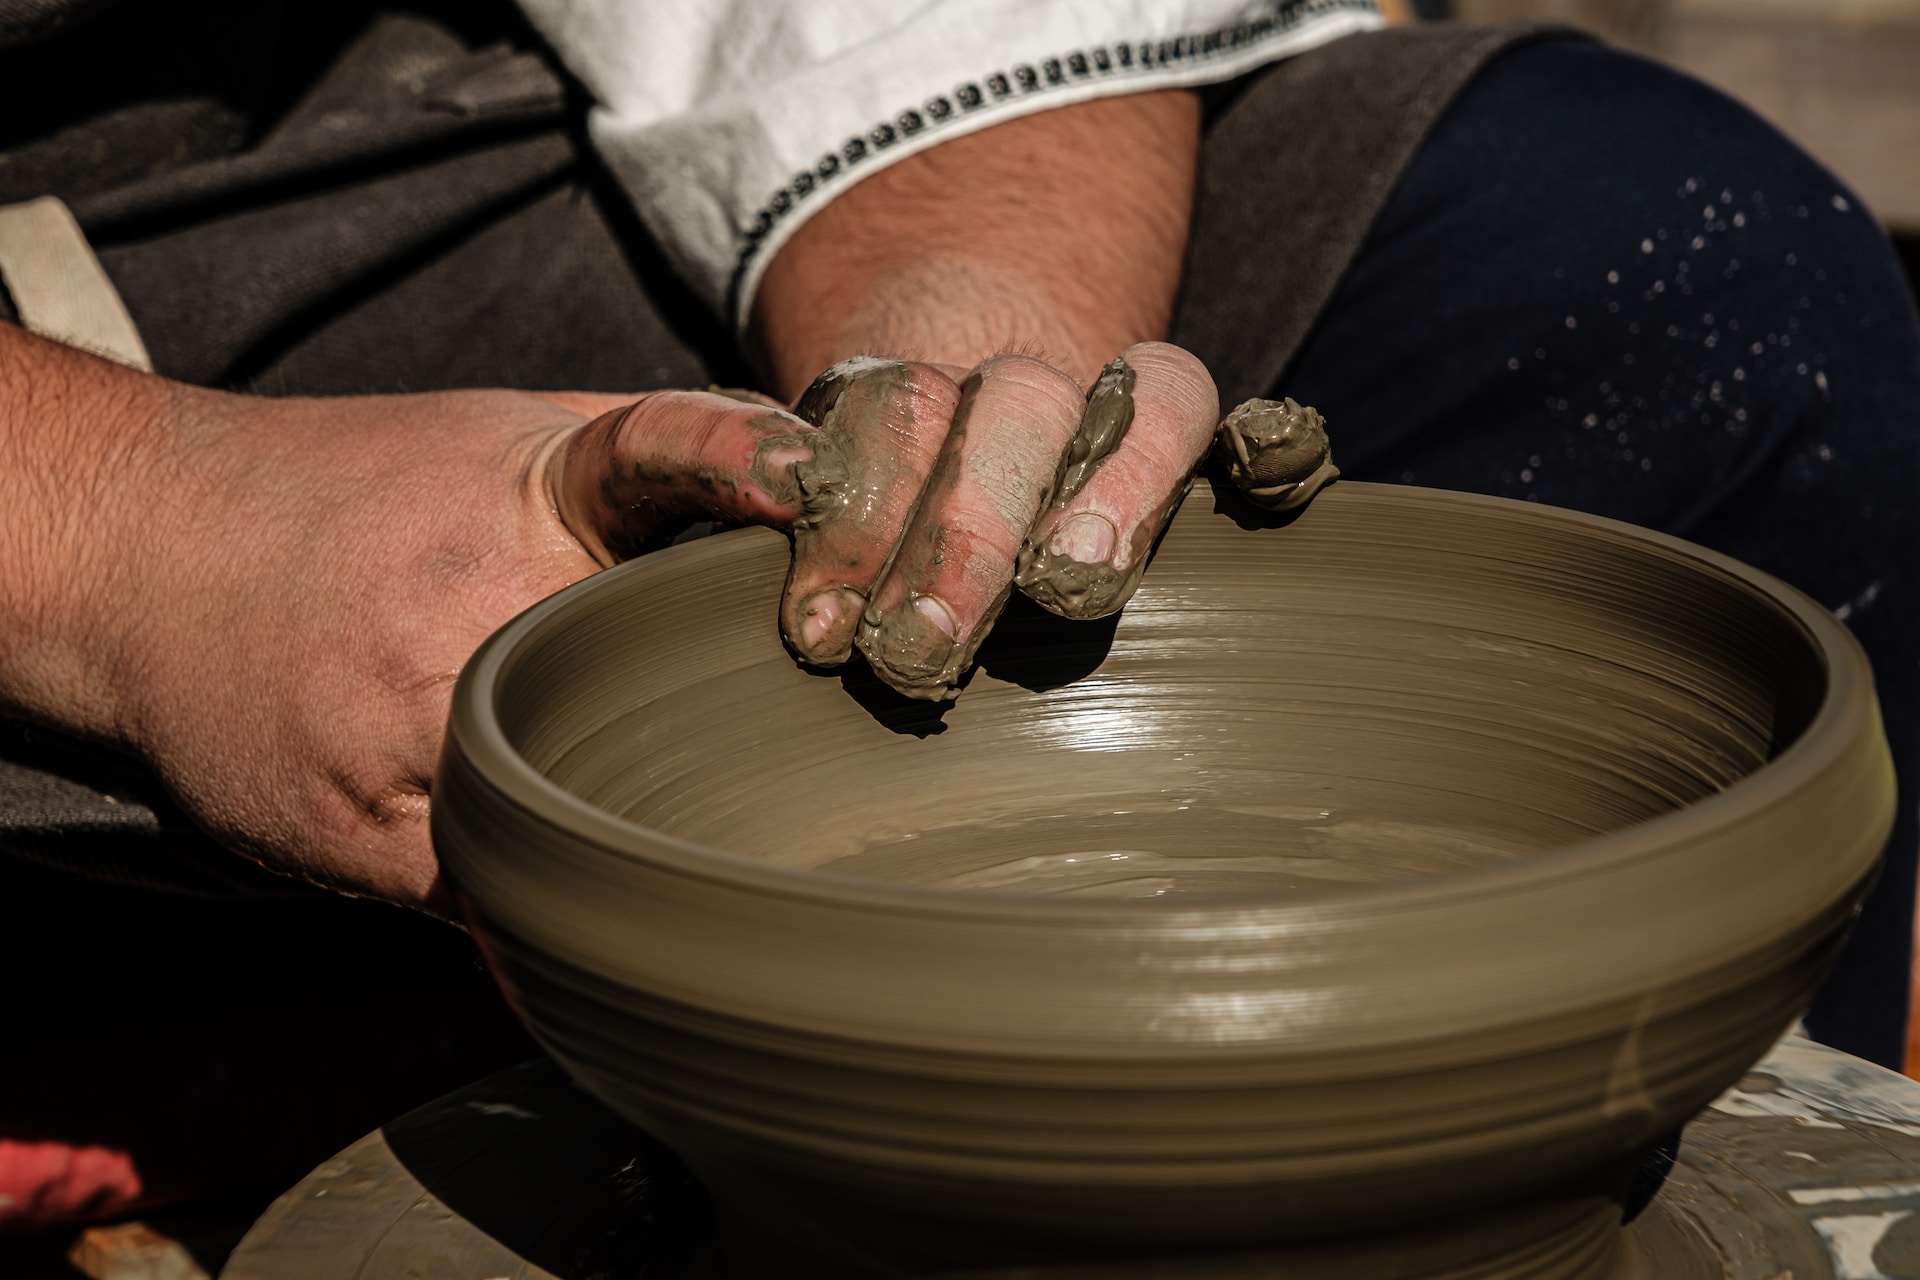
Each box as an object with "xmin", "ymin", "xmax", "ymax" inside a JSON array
[
  {"xmin": 1215, "ymin": 397, "xmax": 1339, "ymax": 511},
  {"xmin": 1051, "ymin": 357, "xmax": 1137, "ymax": 505},
  {"xmin": 1016, "ymin": 496, "xmax": 1183, "ymax": 622},
  {"xmin": 856, "ymin": 586, "xmax": 1006, "ymax": 703},
  {"xmin": 786, "ymin": 356, "xmax": 930, "ymax": 532},
  {"xmin": 1013, "ymin": 359, "xmax": 1143, "ymax": 621},
  {"xmin": 1015, "ymin": 546, "xmax": 1128, "ymax": 619}
]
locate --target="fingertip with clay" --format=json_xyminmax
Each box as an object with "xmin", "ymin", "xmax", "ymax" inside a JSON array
[
  {"xmin": 790, "ymin": 585, "xmax": 866, "ymax": 666},
  {"xmin": 1214, "ymin": 396, "xmax": 1339, "ymax": 511},
  {"xmin": 856, "ymin": 591, "xmax": 972, "ymax": 701},
  {"xmin": 854, "ymin": 353, "xmax": 1085, "ymax": 698},
  {"xmin": 778, "ymin": 357, "xmax": 961, "ymax": 668},
  {"xmin": 1016, "ymin": 342, "xmax": 1219, "ymax": 620},
  {"xmin": 550, "ymin": 391, "xmax": 825, "ymax": 566}
]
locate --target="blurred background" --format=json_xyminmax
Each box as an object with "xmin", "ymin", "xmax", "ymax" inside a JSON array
[{"xmin": 1424, "ymin": 0, "xmax": 1920, "ymax": 259}]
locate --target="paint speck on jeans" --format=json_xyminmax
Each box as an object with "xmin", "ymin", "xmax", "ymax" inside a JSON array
[
  {"xmin": 1834, "ymin": 581, "xmax": 1882, "ymax": 622},
  {"xmin": 1815, "ymin": 371, "xmax": 1830, "ymax": 392},
  {"xmin": 1607, "ymin": 270, "xmax": 1620, "ymax": 284},
  {"xmin": 1508, "ymin": 357, "xmax": 1520, "ymax": 370},
  {"xmin": 1565, "ymin": 316, "xmax": 1577, "ymax": 329},
  {"xmin": 1733, "ymin": 213, "xmax": 1746, "ymax": 227},
  {"xmin": 1831, "ymin": 193, "xmax": 1850, "ymax": 212},
  {"xmin": 1641, "ymin": 238, "xmax": 1654, "ymax": 253}
]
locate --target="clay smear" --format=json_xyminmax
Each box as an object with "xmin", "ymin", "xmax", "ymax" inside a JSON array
[
  {"xmin": 1014, "ymin": 358, "xmax": 1139, "ymax": 619},
  {"xmin": 783, "ymin": 358, "xmax": 952, "ymax": 665}
]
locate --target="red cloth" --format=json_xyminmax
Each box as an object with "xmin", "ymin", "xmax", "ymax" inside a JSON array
[{"xmin": 0, "ymin": 1140, "xmax": 141, "ymax": 1231}]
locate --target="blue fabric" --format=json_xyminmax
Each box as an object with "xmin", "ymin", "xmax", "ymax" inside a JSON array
[{"xmin": 1279, "ymin": 39, "xmax": 1920, "ymax": 1068}]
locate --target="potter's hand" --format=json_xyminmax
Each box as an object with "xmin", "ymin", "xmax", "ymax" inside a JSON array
[
  {"xmin": 751, "ymin": 90, "xmax": 1215, "ymax": 699},
  {"xmin": 0, "ymin": 323, "xmax": 870, "ymax": 911},
  {"xmin": 778, "ymin": 348, "xmax": 1217, "ymax": 698}
]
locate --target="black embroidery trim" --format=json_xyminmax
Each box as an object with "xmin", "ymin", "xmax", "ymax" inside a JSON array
[{"xmin": 726, "ymin": 0, "xmax": 1377, "ymax": 323}]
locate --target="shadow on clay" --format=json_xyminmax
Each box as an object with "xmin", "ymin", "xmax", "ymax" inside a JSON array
[
  {"xmin": 830, "ymin": 661, "xmax": 953, "ymax": 737},
  {"xmin": 973, "ymin": 593, "xmax": 1120, "ymax": 693},
  {"xmin": 1206, "ymin": 465, "xmax": 1327, "ymax": 531}
]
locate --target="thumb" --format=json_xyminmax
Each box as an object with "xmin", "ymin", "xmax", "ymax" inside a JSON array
[{"xmin": 549, "ymin": 390, "xmax": 840, "ymax": 564}]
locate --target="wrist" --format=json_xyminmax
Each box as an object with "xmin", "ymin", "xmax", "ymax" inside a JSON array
[
  {"xmin": 750, "ymin": 90, "xmax": 1200, "ymax": 400},
  {"xmin": 0, "ymin": 327, "xmax": 208, "ymax": 745}
]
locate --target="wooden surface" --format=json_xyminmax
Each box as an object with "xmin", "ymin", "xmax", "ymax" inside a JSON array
[{"xmin": 221, "ymin": 1036, "xmax": 1920, "ymax": 1279}]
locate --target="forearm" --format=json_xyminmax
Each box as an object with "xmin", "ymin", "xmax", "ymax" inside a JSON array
[
  {"xmin": 0, "ymin": 325, "xmax": 196, "ymax": 742},
  {"xmin": 750, "ymin": 90, "xmax": 1201, "ymax": 400}
]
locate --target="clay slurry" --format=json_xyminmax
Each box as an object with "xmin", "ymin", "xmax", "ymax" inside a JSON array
[
  {"xmin": 814, "ymin": 805, "xmax": 1547, "ymax": 896},
  {"xmin": 538, "ymin": 487, "xmax": 1788, "ymax": 899}
]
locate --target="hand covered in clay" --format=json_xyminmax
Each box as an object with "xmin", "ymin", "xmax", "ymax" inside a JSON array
[
  {"xmin": 750, "ymin": 89, "xmax": 1219, "ymax": 699},
  {"xmin": 775, "ymin": 346, "xmax": 1218, "ymax": 699}
]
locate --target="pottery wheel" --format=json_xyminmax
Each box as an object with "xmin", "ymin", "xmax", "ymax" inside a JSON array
[{"xmin": 221, "ymin": 1035, "xmax": 1920, "ymax": 1279}]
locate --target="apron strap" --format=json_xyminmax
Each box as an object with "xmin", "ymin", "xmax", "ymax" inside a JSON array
[{"xmin": 0, "ymin": 195, "xmax": 153, "ymax": 372}]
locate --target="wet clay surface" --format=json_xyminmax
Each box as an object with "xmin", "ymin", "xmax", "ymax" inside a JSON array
[
  {"xmin": 537, "ymin": 489, "xmax": 1798, "ymax": 894},
  {"xmin": 436, "ymin": 480, "xmax": 1893, "ymax": 1278}
]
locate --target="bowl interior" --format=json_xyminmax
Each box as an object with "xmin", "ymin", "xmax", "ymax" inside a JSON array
[{"xmin": 493, "ymin": 482, "xmax": 1822, "ymax": 900}]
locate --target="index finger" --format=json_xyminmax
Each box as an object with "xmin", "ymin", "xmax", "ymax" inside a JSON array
[{"xmin": 1016, "ymin": 342, "xmax": 1219, "ymax": 619}]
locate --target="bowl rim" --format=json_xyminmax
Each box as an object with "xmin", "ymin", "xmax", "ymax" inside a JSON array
[{"xmin": 443, "ymin": 481, "xmax": 1881, "ymax": 924}]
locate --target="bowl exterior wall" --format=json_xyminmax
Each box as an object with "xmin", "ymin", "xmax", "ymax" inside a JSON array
[{"xmin": 436, "ymin": 482, "xmax": 1895, "ymax": 1272}]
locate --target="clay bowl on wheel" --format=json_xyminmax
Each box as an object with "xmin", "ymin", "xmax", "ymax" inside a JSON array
[{"xmin": 434, "ymin": 479, "xmax": 1893, "ymax": 1280}]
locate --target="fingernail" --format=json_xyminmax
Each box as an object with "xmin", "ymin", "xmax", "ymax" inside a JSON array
[
  {"xmin": 913, "ymin": 594, "xmax": 958, "ymax": 638},
  {"xmin": 857, "ymin": 594, "xmax": 963, "ymax": 699},
  {"xmin": 797, "ymin": 588, "xmax": 862, "ymax": 661},
  {"xmin": 1045, "ymin": 511, "xmax": 1117, "ymax": 563},
  {"xmin": 761, "ymin": 443, "xmax": 813, "ymax": 472}
]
